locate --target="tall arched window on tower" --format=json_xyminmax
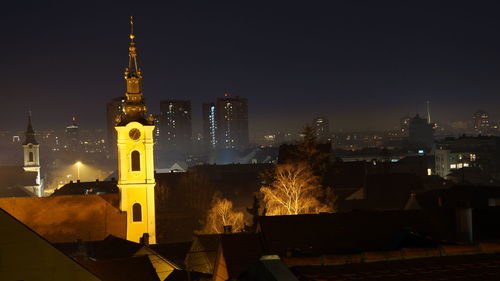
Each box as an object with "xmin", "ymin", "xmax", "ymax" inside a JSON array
[
  {"xmin": 132, "ymin": 203, "xmax": 142, "ymax": 222},
  {"xmin": 29, "ymin": 152, "xmax": 33, "ymax": 162},
  {"xmin": 131, "ymin": 151, "xmax": 140, "ymax": 171}
]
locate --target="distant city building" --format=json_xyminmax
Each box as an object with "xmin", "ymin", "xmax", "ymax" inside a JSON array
[
  {"xmin": 64, "ymin": 116, "xmax": 80, "ymax": 152},
  {"xmin": 312, "ymin": 116, "xmax": 330, "ymax": 141},
  {"xmin": 400, "ymin": 116, "xmax": 411, "ymax": 137},
  {"xmin": 473, "ymin": 110, "xmax": 490, "ymax": 135},
  {"xmin": 435, "ymin": 136, "xmax": 500, "ymax": 182},
  {"xmin": 216, "ymin": 94, "xmax": 249, "ymax": 150},
  {"xmin": 106, "ymin": 96, "xmax": 125, "ymax": 153},
  {"xmin": 202, "ymin": 102, "xmax": 217, "ymax": 150},
  {"xmin": 152, "ymin": 113, "xmax": 161, "ymax": 144},
  {"xmin": 408, "ymin": 114, "xmax": 434, "ymax": 149},
  {"xmin": 159, "ymin": 100, "xmax": 192, "ymax": 153}
]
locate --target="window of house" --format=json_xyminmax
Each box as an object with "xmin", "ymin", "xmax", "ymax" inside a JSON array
[
  {"xmin": 29, "ymin": 152, "xmax": 33, "ymax": 162},
  {"xmin": 133, "ymin": 203, "xmax": 142, "ymax": 222},
  {"xmin": 131, "ymin": 151, "xmax": 140, "ymax": 171}
]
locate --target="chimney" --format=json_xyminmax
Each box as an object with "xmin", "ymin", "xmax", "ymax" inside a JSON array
[
  {"xmin": 223, "ymin": 225, "xmax": 232, "ymax": 234},
  {"xmin": 140, "ymin": 233, "xmax": 150, "ymax": 246}
]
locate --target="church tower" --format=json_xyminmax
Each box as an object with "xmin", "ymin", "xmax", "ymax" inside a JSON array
[
  {"xmin": 115, "ymin": 17, "xmax": 156, "ymax": 244},
  {"xmin": 22, "ymin": 112, "xmax": 42, "ymax": 197}
]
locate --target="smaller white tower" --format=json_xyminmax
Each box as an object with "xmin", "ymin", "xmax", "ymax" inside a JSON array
[{"xmin": 22, "ymin": 112, "xmax": 42, "ymax": 197}]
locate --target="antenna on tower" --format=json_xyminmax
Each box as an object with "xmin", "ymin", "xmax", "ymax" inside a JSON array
[{"xmin": 426, "ymin": 100, "xmax": 431, "ymax": 124}]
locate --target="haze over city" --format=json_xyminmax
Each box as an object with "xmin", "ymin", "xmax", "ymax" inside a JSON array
[
  {"xmin": 2, "ymin": 1, "xmax": 500, "ymax": 136},
  {"xmin": 4, "ymin": 2, "xmax": 500, "ymax": 281}
]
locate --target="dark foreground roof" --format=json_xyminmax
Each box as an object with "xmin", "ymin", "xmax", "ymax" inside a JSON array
[
  {"xmin": 291, "ymin": 253, "xmax": 500, "ymax": 281},
  {"xmin": 53, "ymin": 180, "xmax": 118, "ymax": 196},
  {"xmin": 55, "ymin": 235, "xmax": 143, "ymax": 261},
  {"xmin": 257, "ymin": 210, "xmax": 451, "ymax": 256},
  {"xmin": 81, "ymin": 256, "xmax": 160, "ymax": 281},
  {"xmin": 165, "ymin": 270, "xmax": 212, "ymax": 281}
]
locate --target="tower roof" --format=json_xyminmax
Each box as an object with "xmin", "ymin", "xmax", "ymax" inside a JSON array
[
  {"xmin": 23, "ymin": 112, "xmax": 38, "ymax": 145},
  {"xmin": 119, "ymin": 16, "xmax": 153, "ymax": 126}
]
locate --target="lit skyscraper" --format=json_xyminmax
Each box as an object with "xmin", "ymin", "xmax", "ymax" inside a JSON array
[
  {"xmin": 473, "ymin": 109, "xmax": 490, "ymax": 135},
  {"xmin": 202, "ymin": 102, "xmax": 217, "ymax": 150},
  {"xmin": 106, "ymin": 96, "xmax": 125, "ymax": 153},
  {"xmin": 64, "ymin": 116, "xmax": 80, "ymax": 152},
  {"xmin": 159, "ymin": 100, "xmax": 192, "ymax": 153},
  {"xmin": 312, "ymin": 116, "xmax": 330, "ymax": 141},
  {"xmin": 216, "ymin": 94, "xmax": 249, "ymax": 150}
]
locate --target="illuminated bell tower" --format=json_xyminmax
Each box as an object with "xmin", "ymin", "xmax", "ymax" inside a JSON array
[
  {"xmin": 115, "ymin": 17, "xmax": 156, "ymax": 244},
  {"xmin": 22, "ymin": 112, "xmax": 42, "ymax": 197}
]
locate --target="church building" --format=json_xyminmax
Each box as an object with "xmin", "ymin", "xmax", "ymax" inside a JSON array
[{"xmin": 0, "ymin": 18, "xmax": 156, "ymax": 245}]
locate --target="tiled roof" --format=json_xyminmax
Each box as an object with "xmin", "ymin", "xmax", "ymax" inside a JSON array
[
  {"xmin": 291, "ymin": 253, "xmax": 500, "ymax": 281},
  {"xmin": 257, "ymin": 211, "xmax": 450, "ymax": 256},
  {"xmin": 82, "ymin": 256, "xmax": 160, "ymax": 281},
  {"xmin": 0, "ymin": 194, "xmax": 126, "ymax": 242},
  {"xmin": 0, "ymin": 166, "xmax": 37, "ymax": 190},
  {"xmin": 52, "ymin": 180, "xmax": 119, "ymax": 196}
]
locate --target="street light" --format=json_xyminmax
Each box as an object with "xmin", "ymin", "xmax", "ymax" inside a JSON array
[{"xmin": 75, "ymin": 161, "xmax": 82, "ymax": 180}]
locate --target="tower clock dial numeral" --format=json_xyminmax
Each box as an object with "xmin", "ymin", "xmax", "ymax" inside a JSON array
[{"xmin": 129, "ymin": 128, "xmax": 141, "ymax": 140}]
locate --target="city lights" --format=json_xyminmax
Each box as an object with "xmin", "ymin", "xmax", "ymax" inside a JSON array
[{"xmin": 75, "ymin": 161, "xmax": 82, "ymax": 180}]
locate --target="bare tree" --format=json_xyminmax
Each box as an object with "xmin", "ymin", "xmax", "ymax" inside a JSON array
[
  {"xmin": 199, "ymin": 193, "xmax": 245, "ymax": 234},
  {"xmin": 260, "ymin": 163, "xmax": 333, "ymax": 216}
]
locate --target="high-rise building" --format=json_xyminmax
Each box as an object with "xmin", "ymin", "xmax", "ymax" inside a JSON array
[
  {"xmin": 216, "ymin": 94, "xmax": 249, "ymax": 150},
  {"xmin": 202, "ymin": 102, "xmax": 217, "ymax": 150},
  {"xmin": 115, "ymin": 17, "xmax": 156, "ymax": 243},
  {"xmin": 106, "ymin": 96, "xmax": 125, "ymax": 153},
  {"xmin": 65, "ymin": 116, "xmax": 80, "ymax": 152},
  {"xmin": 409, "ymin": 114, "xmax": 434, "ymax": 149},
  {"xmin": 473, "ymin": 110, "xmax": 490, "ymax": 135},
  {"xmin": 159, "ymin": 100, "xmax": 192, "ymax": 153},
  {"xmin": 312, "ymin": 116, "xmax": 330, "ymax": 141}
]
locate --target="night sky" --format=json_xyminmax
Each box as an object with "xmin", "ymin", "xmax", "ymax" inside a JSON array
[{"xmin": 2, "ymin": 1, "xmax": 500, "ymax": 138}]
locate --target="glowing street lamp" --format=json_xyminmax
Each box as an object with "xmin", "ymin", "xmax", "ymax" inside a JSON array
[{"xmin": 75, "ymin": 161, "xmax": 82, "ymax": 180}]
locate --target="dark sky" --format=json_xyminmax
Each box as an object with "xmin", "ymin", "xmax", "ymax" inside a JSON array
[{"xmin": 2, "ymin": 1, "xmax": 500, "ymax": 138}]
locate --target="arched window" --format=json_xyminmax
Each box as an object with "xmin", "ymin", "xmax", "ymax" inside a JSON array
[
  {"xmin": 131, "ymin": 151, "xmax": 140, "ymax": 171},
  {"xmin": 132, "ymin": 203, "xmax": 142, "ymax": 222},
  {"xmin": 28, "ymin": 152, "xmax": 33, "ymax": 162}
]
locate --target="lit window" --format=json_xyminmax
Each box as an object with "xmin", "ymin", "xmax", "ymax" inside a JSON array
[
  {"xmin": 133, "ymin": 203, "xmax": 142, "ymax": 222},
  {"xmin": 457, "ymin": 163, "xmax": 463, "ymax": 168},
  {"xmin": 450, "ymin": 164, "xmax": 456, "ymax": 169},
  {"xmin": 470, "ymin": 154, "xmax": 476, "ymax": 161},
  {"xmin": 463, "ymin": 163, "xmax": 469, "ymax": 167}
]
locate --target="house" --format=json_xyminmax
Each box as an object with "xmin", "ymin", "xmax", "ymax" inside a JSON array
[{"xmin": 0, "ymin": 166, "xmax": 38, "ymax": 197}]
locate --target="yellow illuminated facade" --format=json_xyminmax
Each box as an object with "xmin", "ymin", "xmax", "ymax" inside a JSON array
[{"xmin": 116, "ymin": 17, "xmax": 156, "ymax": 244}]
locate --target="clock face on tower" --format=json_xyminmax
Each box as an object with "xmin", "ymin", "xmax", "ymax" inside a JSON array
[{"xmin": 129, "ymin": 128, "xmax": 141, "ymax": 140}]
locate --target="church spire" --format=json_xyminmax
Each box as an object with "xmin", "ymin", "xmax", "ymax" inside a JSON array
[
  {"xmin": 125, "ymin": 16, "xmax": 141, "ymax": 85},
  {"xmin": 23, "ymin": 111, "xmax": 38, "ymax": 145},
  {"xmin": 121, "ymin": 16, "xmax": 152, "ymax": 125}
]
